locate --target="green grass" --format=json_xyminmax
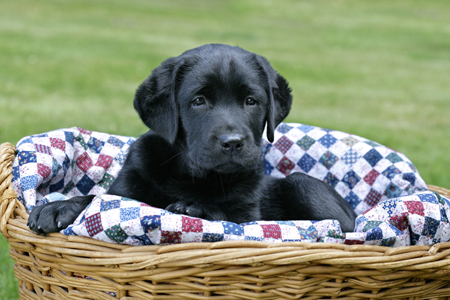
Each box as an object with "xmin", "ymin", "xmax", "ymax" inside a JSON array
[{"xmin": 1, "ymin": 0, "xmax": 450, "ymax": 298}]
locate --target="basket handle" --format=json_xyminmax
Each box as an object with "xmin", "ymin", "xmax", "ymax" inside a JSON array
[{"xmin": 0, "ymin": 142, "xmax": 27, "ymax": 237}]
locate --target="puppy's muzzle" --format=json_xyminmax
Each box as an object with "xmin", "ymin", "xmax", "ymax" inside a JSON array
[{"xmin": 218, "ymin": 134, "xmax": 245, "ymax": 154}]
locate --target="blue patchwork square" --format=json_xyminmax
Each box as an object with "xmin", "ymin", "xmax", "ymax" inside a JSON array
[
  {"xmin": 264, "ymin": 160, "xmax": 274, "ymax": 175},
  {"xmin": 411, "ymin": 233, "xmax": 421, "ymax": 244},
  {"xmin": 381, "ymin": 200, "xmax": 398, "ymax": 216},
  {"xmin": 62, "ymin": 226, "xmax": 77, "ymax": 236},
  {"xmin": 297, "ymin": 124, "xmax": 314, "ymax": 133},
  {"xmin": 100, "ymin": 199, "xmax": 122, "ymax": 211},
  {"xmin": 202, "ymin": 233, "xmax": 224, "ymax": 242},
  {"xmin": 380, "ymin": 237, "xmax": 396, "ymax": 247},
  {"xmin": 363, "ymin": 148, "xmax": 383, "ymax": 167},
  {"xmin": 382, "ymin": 166, "xmax": 402, "ymax": 180},
  {"xmin": 366, "ymin": 227, "xmax": 383, "ymax": 241},
  {"xmin": 20, "ymin": 175, "xmax": 38, "ymax": 191},
  {"xmin": 298, "ymin": 225, "xmax": 319, "ymax": 239},
  {"xmin": 342, "ymin": 170, "xmax": 361, "ymax": 190},
  {"xmin": 417, "ymin": 193, "xmax": 438, "ymax": 204},
  {"xmin": 297, "ymin": 154, "xmax": 317, "ymax": 173},
  {"xmin": 355, "ymin": 215, "xmax": 368, "ymax": 228},
  {"xmin": 222, "ymin": 222, "xmax": 244, "ymax": 235},
  {"xmin": 114, "ymin": 151, "xmax": 127, "ymax": 166},
  {"xmin": 76, "ymin": 175, "xmax": 96, "ymax": 194},
  {"xmin": 62, "ymin": 154, "xmax": 71, "ymax": 174},
  {"xmin": 244, "ymin": 236, "xmax": 264, "ymax": 241},
  {"xmin": 107, "ymin": 136, "xmax": 125, "ymax": 148},
  {"xmin": 324, "ymin": 172, "xmax": 340, "ymax": 189},
  {"xmin": 51, "ymin": 158, "xmax": 62, "ymax": 177},
  {"xmin": 141, "ymin": 215, "xmax": 161, "ymax": 232},
  {"xmin": 17, "ymin": 151, "xmax": 37, "ymax": 166},
  {"xmin": 342, "ymin": 149, "xmax": 360, "ymax": 167},
  {"xmin": 402, "ymin": 173, "xmax": 416, "ymax": 186},
  {"xmin": 422, "ymin": 216, "xmax": 440, "ymax": 238},
  {"xmin": 384, "ymin": 182, "xmax": 402, "ymax": 199},
  {"xmin": 50, "ymin": 178, "xmax": 65, "ymax": 193},
  {"xmin": 345, "ymin": 191, "xmax": 361, "ymax": 209},
  {"xmin": 318, "ymin": 134, "xmax": 338, "ymax": 148},
  {"xmin": 12, "ymin": 166, "xmax": 20, "ymax": 182},
  {"xmin": 135, "ymin": 233, "xmax": 154, "ymax": 245},
  {"xmin": 319, "ymin": 151, "xmax": 339, "ymax": 170},
  {"xmin": 276, "ymin": 123, "xmax": 293, "ymax": 134},
  {"xmin": 87, "ymin": 137, "xmax": 105, "ymax": 153},
  {"xmin": 120, "ymin": 207, "xmax": 140, "ymax": 222},
  {"xmin": 64, "ymin": 131, "xmax": 74, "ymax": 146}
]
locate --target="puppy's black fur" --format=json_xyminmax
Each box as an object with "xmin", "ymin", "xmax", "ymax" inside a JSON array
[{"xmin": 28, "ymin": 44, "xmax": 357, "ymax": 234}]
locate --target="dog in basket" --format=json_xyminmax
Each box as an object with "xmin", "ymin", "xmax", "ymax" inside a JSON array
[{"xmin": 27, "ymin": 44, "xmax": 357, "ymax": 234}]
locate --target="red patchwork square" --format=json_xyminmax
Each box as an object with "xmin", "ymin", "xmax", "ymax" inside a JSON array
[
  {"xmin": 182, "ymin": 216, "xmax": 203, "ymax": 233},
  {"xmin": 35, "ymin": 144, "xmax": 52, "ymax": 155},
  {"xmin": 276, "ymin": 156, "xmax": 296, "ymax": 176},
  {"xmin": 388, "ymin": 212, "xmax": 409, "ymax": 231},
  {"xmin": 344, "ymin": 239, "xmax": 365, "ymax": 245},
  {"xmin": 261, "ymin": 224, "xmax": 282, "ymax": 239},
  {"xmin": 85, "ymin": 213, "xmax": 103, "ymax": 237},
  {"xmin": 405, "ymin": 201, "xmax": 425, "ymax": 217},
  {"xmin": 274, "ymin": 136, "xmax": 294, "ymax": 154},
  {"xmin": 37, "ymin": 163, "xmax": 51, "ymax": 179},
  {"xmin": 161, "ymin": 231, "xmax": 182, "ymax": 244},
  {"xmin": 78, "ymin": 128, "xmax": 92, "ymax": 135},
  {"xmin": 95, "ymin": 154, "xmax": 113, "ymax": 169},
  {"xmin": 50, "ymin": 138, "xmax": 66, "ymax": 152},
  {"xmin": 76, "ymin": 152, "xmax": 94, "ymax": 173},
  {"xmin": 364, "ymin": 189, "xmax": 383, "ymax": 207},
  {"xmin": 364, "ymin": 169, "xmax": 380, "ymax": 186}
]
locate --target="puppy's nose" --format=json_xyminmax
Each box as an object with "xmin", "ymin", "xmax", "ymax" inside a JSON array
[{"xmin": 218, "ymin": 134, "xmax": 245, "ymax": 153}]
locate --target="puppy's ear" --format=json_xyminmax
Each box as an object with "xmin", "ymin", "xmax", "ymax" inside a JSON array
[
  {"xmin": 134, "ymin": 57, "xmax": 185, "ymax": 144},
  {"xmin": 255, "ymin": 56, "xmax": 292, "ymax": 143}
]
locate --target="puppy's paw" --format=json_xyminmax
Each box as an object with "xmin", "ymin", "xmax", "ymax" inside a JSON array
[
  {"xmin": 165, "ymin": 201, "xmax": 204, "ymax": 218},
  {"xmin": 27, "ymin": 196, "xmax": 92, "ymax": 235}
]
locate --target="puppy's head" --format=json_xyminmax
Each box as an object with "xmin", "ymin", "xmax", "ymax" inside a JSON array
[{"xmin": 134, "ymin": 44, "xmax": 292, "ymax": 175}]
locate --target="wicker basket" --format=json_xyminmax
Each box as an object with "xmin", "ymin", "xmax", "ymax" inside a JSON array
[{"xmin": 2, "ymin": 141, "xmax": 450, "ymax": 300}]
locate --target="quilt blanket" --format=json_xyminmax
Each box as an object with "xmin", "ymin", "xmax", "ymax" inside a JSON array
[{"xmin": 13, "ymin": 123, "xmax": 445, "ymax": 247}]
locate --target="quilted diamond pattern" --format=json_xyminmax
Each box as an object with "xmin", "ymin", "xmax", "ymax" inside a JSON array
[{"xmin": 13, "ymin": 123, "xmax": 445, "ymax": 248}]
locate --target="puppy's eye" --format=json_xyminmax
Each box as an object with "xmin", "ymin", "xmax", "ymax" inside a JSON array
[
  {"xmin": 192, "ymin": 97, "xmax": 206, "ymax": 107},
  {"xmin": 245, "ymin": 98, "xmax": 257, "ymax": 106}
]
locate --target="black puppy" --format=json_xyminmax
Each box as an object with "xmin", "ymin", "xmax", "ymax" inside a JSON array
[{"xmin": 28, "ymin": 44, "xmax": 356, "ymax": 234}]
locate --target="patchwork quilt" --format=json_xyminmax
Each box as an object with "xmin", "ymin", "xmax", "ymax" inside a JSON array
[{"xmin": 13, "ymin": 123, "xmax": 448, "ymax": 247}]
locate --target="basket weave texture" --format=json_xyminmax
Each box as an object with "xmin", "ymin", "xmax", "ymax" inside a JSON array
[{"xmin": 2, "ymin": 141, "xmax": 450, "ymax": 300}]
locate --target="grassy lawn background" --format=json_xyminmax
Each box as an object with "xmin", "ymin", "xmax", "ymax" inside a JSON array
[{"xmin": 1, "ymin": 0, "xmax": 449, "ymax": 298}]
